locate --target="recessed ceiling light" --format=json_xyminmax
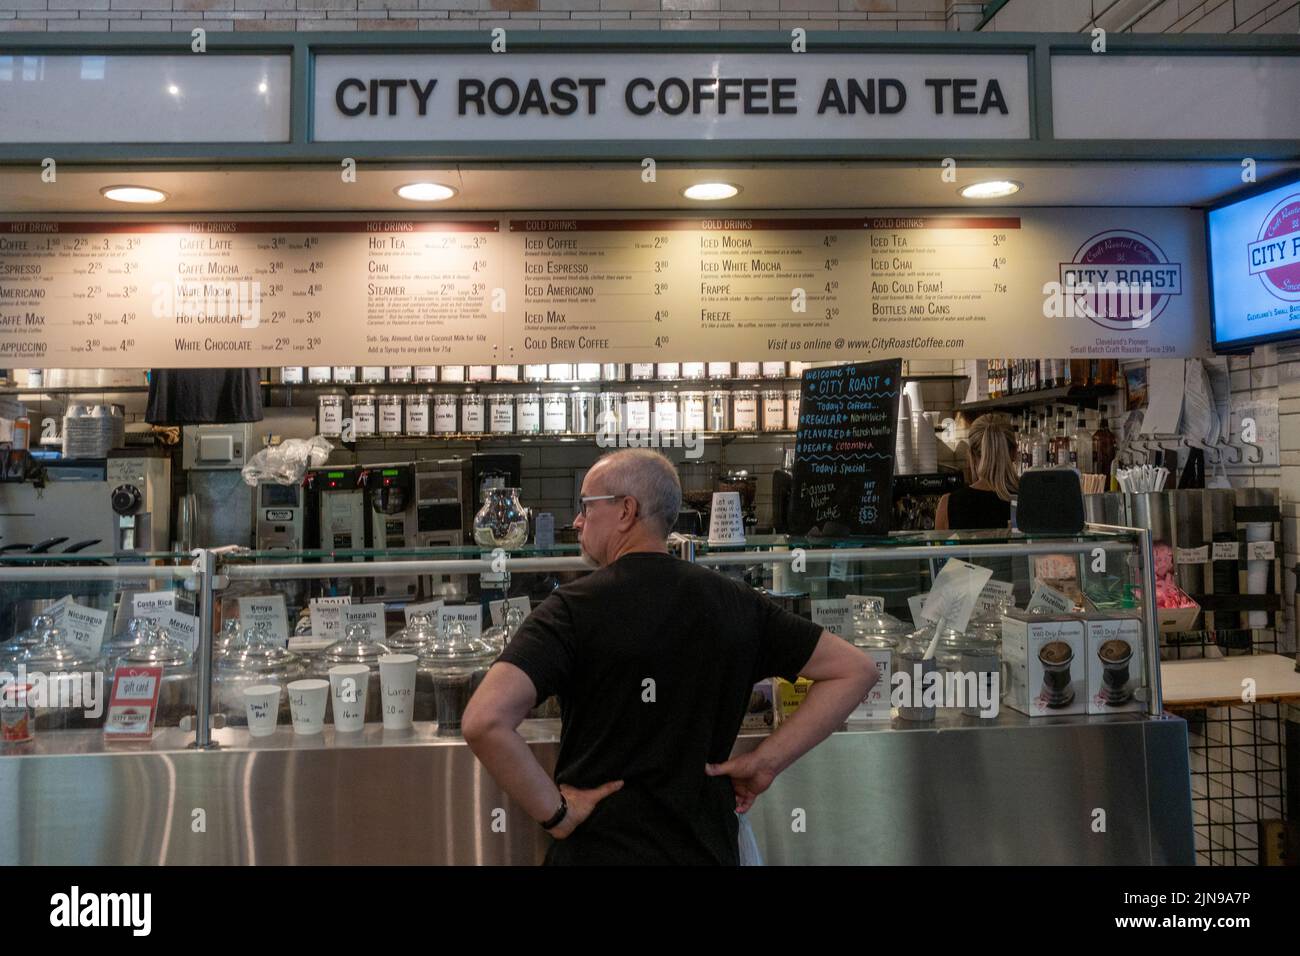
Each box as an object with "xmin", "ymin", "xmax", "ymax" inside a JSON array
[
  {"xmin": 958, "ymin": 180, "xmax": 1022, "ymax": 200},
  {"xmin": 395, "ymin": 182, "xmax": 457, "ymax": 202},
  {"xmin": 100, "ymin": 185, "xmax": 168, "ymax": 205},
  {"xmin": 167, "ymin": 84, "xmax": 180, "ymax": 96},
  {"xmin": 683, "ymin": 182, "xmax": 741, "ymax": 201}
]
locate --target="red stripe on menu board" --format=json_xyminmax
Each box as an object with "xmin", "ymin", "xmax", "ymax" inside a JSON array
[
  {"xmin": 0, "ymin": 221, "xmax": 500, "ymax": 234},
  {"xmin": 510, "ymin": 217, "xmax": 1021, "ymax": 231}
]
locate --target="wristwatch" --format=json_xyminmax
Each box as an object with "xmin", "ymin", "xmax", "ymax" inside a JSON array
[{"xmin": 540, "ymin": 793, "xmax": 568, "ymax": 831}]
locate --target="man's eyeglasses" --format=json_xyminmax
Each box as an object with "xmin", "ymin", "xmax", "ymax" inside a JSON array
[{"xmin": 577, "ymin": 494, "xmax": 627, "ymax": 516}]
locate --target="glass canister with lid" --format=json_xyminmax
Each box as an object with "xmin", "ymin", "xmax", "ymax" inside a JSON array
[
  {"xmin": 280, "ymin": 366, "xmax": 305, "ymax": 385},
  {"xmin": 214, "ymin": 625, "xmax": 306, "ymax": 728},
  {"xmin": 388, "ymin": 366, "xmax": 414, "ymax": 384},
  {"xmin": 460, "ymin": 392, "xmax": 486, "ymax": 435},
  {"xmin": 680, "ymin": 391, "xmax": 707, "ymax": 432},
  {"xmin": 18, "ymin": 617, "xmax": 105, "ymax": 729},
  {"xmin": 361, "ymin": 366, "xmax": 387, "ymax": 384},
  {"xmin": 597, "ymin": 392, "xmax": 623, "ymax": 433},
  {"xmin": 350, "ymin": 394, "xmax": 377, "ymax": 438},
  {"xmin": 320, "ymin": 623, "xmax": 391, "ymax": 723},
  {"xmin": 487, "ymin": 392, "xmax": 515, "ymax": 434},
  {"xmin": 433, "ymin": 393, "xmax": 458, "ymax": 434},
  {"xmin": 601, "ymin": 363, "xmax": 625, "ymax": 382},
  {"xmin": 623, "ymin": 391, "xmax": 652, "ymax": 430},
  {"xmin": 761, "ymin": 388, "xmax": 787, "ymax": 431},
  {"xmin": 118, "ymin": 625, "xmax": 195, "ymax": 727},
  {"xmin": 387, "ymin": 612, "xmax": 440, "ymax": 720},
  {"xmin": 653, "ymin": 391, "xmax": 679, "ymax": 432},
  {"xmin": 541, "ymin": 392, "xmax": 569, "ymax": 434},
  {"xmin": 404, "ymin": 392, "xmax": 431, "ymax": 437},
  {"xmin": 785, "ymin": 388, "xmax": 801, "ymax": 429},
  {"xmin": 307, "ymin": 366, "xmax": 332, "ymax": 384},
  {"xmin": 414, "ymin": 366, "xmax": 439, "ymax": 383},
  {"xmin": 629, "ymin": 363, "xmax": 655, "ymax": 382},
  {"xmin": 317, "ymin": 392, "xmax": 345, "ymax": 438},
  {"xmin": 377, "ymin": 394, "xmax": 404, "ymax": 436},
  {"xmin": 849, "ymin": 600, "xmax": 910, "ymax": 651},
  {"xmin": 332, "ymin": 366, "xmax": 357, "ymax": 384},
  {"xmin": 731, "ymin": 389, "xmax": 759, "ymax": 432},
  {"xmin": 416, "ymin": 619, "xmax": 498, "ymax": 737},
  {"xmin": 515, "ymin": 391, "xmax": 542, "ymax": 435}
]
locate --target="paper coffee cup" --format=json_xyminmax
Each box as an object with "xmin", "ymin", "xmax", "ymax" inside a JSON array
[
  {"xmin": 707, "ymin": 491, "xmax": 746, "ymax": 546},
  {"xmin": 242, "ymin": 684, "xmax": 282, "ymax": 738},
  {"xmin": 378, "ymin": 653, "xmax": 418, "ymax": 731},
  {"xmin": 329, "ymin": 664, "xmax": 370, "ymax": 732},
  {"xmin": 287, "ymin": 679, "xmax": 329, "ymax": 735}
]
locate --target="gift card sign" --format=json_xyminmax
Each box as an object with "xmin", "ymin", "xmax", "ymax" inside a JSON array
[
  {"xmin": 63, "ymin": 602, "xmax": 109, "ymax": 659},
  {"xmin": 438, "ymin": 605, "xmax": 483, "ymax": 640},
  {"xmin": 237, "ymin": 595, "xmax": 289, "ymax": 646},
  {"xmin": 341, "ymin": 604, "xmax": 386, "ymax": 642},
  {"xmin": 309, "ymin": 596, "xmax": 352, "ymax": 642},
  {"xmin": 404, "ymin": 600, "xmax": 444, "ymax": 625},
  {"xmin": 163, "ymin": 611, "xmax": 200, "ymax": 655},
  {"xmin": 103, "ymin": 665, "xmax": 163, "ymax": 740},
  {"xmin": 131, "ymin": 591, "xmax": 176, "ymax": 621},
  {"xmin": 920, "ymin": 559, "xmax": 994, "ymax": 634},
  {"xmin": 488, "ymin": 597, "xmax": 531, "ymax": 628}
]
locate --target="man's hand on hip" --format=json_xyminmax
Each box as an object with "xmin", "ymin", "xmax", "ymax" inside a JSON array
[
  {"xmin": 705, "ymin": 752, "xmax": 778, "ymax": 815},
  {"xmin": 549, "ymin": 780, "xmax": 624, "ymax": 840}
]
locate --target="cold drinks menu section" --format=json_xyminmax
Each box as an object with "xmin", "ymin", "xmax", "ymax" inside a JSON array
[
  {"xmin": 0, "ymin": 211, "xmax": 1207, "ymax": 366},
  {"xmin": 788, "ymin": 358, "xmax": 902, "ymax": 538},
  {"xmin": 508, "ymin": 217, "xmax": 1021, "ymax": 362},
  {"xmin": 0, "ymin": 221, "xmax": 504, "ymax": 367}
]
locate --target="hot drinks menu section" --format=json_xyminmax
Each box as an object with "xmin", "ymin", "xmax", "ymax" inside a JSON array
[
  {"xmin": 0, "ymin": 211, "xmax": 1206, "ymax": 366},
  {"xmin": 789, "ymin": 358, "xmax": 902, "ymax": 538},
  {"xmin": 0, "ymin": 220, "xmax": 505, "ymax": 367},
  {"xmin": 508, "ymin": 217, "xmax": 1021, "ymax": 362}
]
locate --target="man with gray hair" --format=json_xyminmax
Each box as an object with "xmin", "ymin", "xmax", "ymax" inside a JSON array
[{"xmin": 464, "ymin": 448, "xmax": 876, "ymax": 865}]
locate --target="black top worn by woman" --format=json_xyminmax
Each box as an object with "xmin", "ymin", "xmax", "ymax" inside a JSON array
[{"xmin": 943, "ymin": 486, "xmax": 1011, "ymax": 530}]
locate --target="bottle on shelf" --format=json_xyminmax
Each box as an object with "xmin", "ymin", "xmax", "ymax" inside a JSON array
[
  {"xmin": 1059, "ymin": 359, "xmax": 1072, "ymax": 389},
  {"xmin": 1070, "ymin": 359, "xmax": 1091, "ymax": 388},
  {"xmin": 1040, "ymin": 359, "xmax": 1054, "ymax": 391},
  {"xmin": 1031, "ymin": 413, "xmax": 1047, "ymax": 469},
  {"xmin": 1050, "ymin": 413, "xmax": 1070, "ymax": 467},
  {"xmin": 1073, "ymin": 412, "xmax": 1093, "ymax": 474},
  {"xmin": 1019, "ymin": 412, "xmax": 1034, "ymax": 475},
  {"xmin": 1092, "ymin": 411, "xmax": 1117, "ymax": 482}
]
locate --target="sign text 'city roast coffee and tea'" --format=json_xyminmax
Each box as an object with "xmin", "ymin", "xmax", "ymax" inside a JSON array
[
  {"xmin": 311, "ymin": 53, "xmax": 1031, "ymax": 141},
  {"xmin": 0, "ymin": 210, "xmax": 1208, "ymax": 368}
]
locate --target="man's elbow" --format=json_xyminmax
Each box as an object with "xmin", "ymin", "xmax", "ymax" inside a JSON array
[
  {"xmin": 462, "ymin": 700, "xmax": 496, "ymax": 748},
  {"xmin": 855, "ymin": 654, "xmax": 880, "ymax": 695}
]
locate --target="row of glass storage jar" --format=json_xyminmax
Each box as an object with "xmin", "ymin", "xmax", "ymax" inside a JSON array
[
  {"xmin": 286, "ymin": 361, "xmax": 808, "ymax": 385},
  {"xmin": 318, "ymin": 387, "xmax": 802, "ymax": 439}
]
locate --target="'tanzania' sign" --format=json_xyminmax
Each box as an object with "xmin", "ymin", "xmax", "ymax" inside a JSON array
[{"xmin": 312, "ymin": 52, "xmax": 1031, "ymax": 141}]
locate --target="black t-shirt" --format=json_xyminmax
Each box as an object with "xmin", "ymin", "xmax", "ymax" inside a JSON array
[
  {"xmin": 496, "ymin": 551, "xmax": 823, "ymax": 866},
  {"xmin": 945, "ymin": 486, "xmax": 1011, "ymax": 530}
]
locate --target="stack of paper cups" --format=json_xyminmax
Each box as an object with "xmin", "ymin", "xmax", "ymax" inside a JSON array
[
  {"xmin": 895, "ymin": 392, "xmax": 914, "ymax": 476},
  {"xmin": 914, "ymin": 411, "xmax": 939, "ymax": 474},
  {"xmin": 1245, "ymin": 522, "xmax": 1271, "ymax": 629},
  {"xmin": 904, "ymin": 380, "xmax": 925, "ymax": 415},
  {"xmin": 707, "ymin": 492, "xmax": 746, "ymax": 546}
]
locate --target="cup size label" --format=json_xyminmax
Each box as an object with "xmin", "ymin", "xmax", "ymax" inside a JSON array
[{"xmin": 1247, "ymin": 540, "xmax": 1275, "ymax": 561}]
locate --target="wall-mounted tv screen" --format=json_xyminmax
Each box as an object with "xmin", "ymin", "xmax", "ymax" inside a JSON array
[{"xmin": 1207, "ymin": 173, "xmax": 1300, "ymax": 351}]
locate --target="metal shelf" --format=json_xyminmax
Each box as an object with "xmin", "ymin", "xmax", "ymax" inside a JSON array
[
  {"xmin": 351, "ymin": 430, "xmax": 797, "ymax": 445},
  {"xmin": 958, "ymin": 384, "xmax": 1118, "ymax": 413}
]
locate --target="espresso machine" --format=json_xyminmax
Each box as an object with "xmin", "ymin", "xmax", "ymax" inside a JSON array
[
  {"xmin": 363, "ymin": 464, "xmax": 418, "ymax": 600},
  {"xmin": 107, "ymin": 450, "xmax": 172, "ymax": 556},
  {"xmin": 413, "ymin": 458, "xmax": 473, "ymax": 601}
]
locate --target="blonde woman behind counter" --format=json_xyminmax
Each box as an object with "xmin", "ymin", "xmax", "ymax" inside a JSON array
[{"xmin": 936, "ymin": 414, "xmax": 1018, "ymax": 531}]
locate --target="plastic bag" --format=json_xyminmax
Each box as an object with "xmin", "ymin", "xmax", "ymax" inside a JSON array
[
  {"xmin": 737, "ymin": 812, "xmax": 764, "ymax": 866},
  {"xmin": 241, "ymin": 437, "xmax": 332, "ymax": 487}
]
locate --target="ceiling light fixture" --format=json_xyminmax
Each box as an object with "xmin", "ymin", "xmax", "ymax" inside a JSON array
[
  {"xmin": 683, "ymin": 182, "xmax": 741, "ymax": 201},
  {"xmin": 395, "ymin": 182, "xmax": 457, "ymax": 202},
  {"xmin": 100, "ymin": 185, "xmax": 168, "ymax": 204},
  {"xmin": 958, "ymin": 180, "xmax": 1022, "ymax": 200}
]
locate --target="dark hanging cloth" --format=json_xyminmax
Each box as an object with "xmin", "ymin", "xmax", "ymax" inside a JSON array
[{"xmin": 145, "ymin": 369, "xmax": 263, "ymax": 425}]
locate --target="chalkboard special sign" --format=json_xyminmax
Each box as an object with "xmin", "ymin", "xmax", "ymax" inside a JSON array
[{"xmin": 789, "ymin": 358, "xmax": 903, "ymax": 538}]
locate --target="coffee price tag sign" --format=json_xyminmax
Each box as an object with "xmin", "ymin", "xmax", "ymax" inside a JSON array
[
  {"xmin": 237, "ymin": 595, "xmax": 290, "ymax": 646},
  {"xmin": 1026, "ymin": 583, "xmax": 1075, "ymax": 615},
  {"xmin": 164, "ymin": 611, "xmax": 199, "ymax": 655},
  {"xmin": 132, "ymin": 591, "xmax": 176, "ymax": 622},
  {"xmin": 341, "ymin": 604, "xmax": 386, "ymax": 642},
  {"xmin": 810, "ymin": 599, "xmax": 853, "ymax": 635},
  {"xmin": 63, "ymin": 602, "xmax": 109, "ymax": 659},
  {"xmin": 489, "ymin": 596, "xmax": 531, "ymax": 628},
  {"xmin": 104, "ymin": 665, "xmax": 163, "ymax": 740},
  {"xmin": 921, "ymin": 559, "xmax": 995, "ymax": 634},
  {"xmin": 1247, "ymin": 540, "xmax": 1275, "ymax": 561},
  {"xmin": 1212, "ymin": 541, "xmax": 1240, "ymax": 561},
  {"xmin": 309, "ymin": 596, "xmax": 352, "ymax": 642},
  {"xmin": 44, "ymin": 594, "xmax": 74, "ymax": 628},
  {"xmin": 976, "ymin": 579, "xmax": 1015, "ymax": 610},
  {"xmin": 404, "ymin": 599, "xmax": 445, "ymax": 624},
  {"xmin": 438, "ymin": 604, "xmax": 483, "ymax": 640}
]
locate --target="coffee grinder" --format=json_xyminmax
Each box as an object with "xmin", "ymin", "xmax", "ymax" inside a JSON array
[
  {"xmin": 363, "ymin": 463, "xmax": 418, "ymax": 600},
  {"xmin": 107, "ymin": 450, "xmax": 172, "ymax": 556}
]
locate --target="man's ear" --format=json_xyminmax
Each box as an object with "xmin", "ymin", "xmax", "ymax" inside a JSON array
[{"xmin": 619, "ymin": 495, "xmax": 640, "ymax": 530}]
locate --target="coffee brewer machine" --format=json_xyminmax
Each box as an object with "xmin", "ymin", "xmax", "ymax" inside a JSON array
[
  {"xmin": 306, "ymin": 466, "xmax": 366, "ymax": 556},
  {"xmin": 413, "ymin": 458, "xmax": 474, "ymax": 601},
  {"xmin": 108, "ymin": 450, "xmax": 172, "ymax": 555},
  {"xmin": 255, "ymin": 481, "xmax": 305, "ymax": 553},
  {"xmin": 363, "ymin": 464, "xmax": 418, "ymax": 600}
]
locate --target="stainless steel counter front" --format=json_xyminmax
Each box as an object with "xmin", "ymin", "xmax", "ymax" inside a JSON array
[{"xmin": 0, "ymin": 712, "xmax": 1193, "ymax": 865}]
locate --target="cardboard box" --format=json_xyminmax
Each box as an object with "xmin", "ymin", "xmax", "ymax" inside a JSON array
[
  {"xmin": 1001, "ymin": 610, "xmax": 1086, "ymax": 717},
  {"xmin": 774, "ymin": 677, "xmax": 812, "ymax": 724},
  {"xmin": 1084, "ymin": 613, "xmax": 1145, "ymax": 715},
  {"xmin": 740, "ymin": 680, "xmax": 775, "ymax": 732}
]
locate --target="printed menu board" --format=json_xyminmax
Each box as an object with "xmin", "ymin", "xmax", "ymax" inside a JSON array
[
  {"xmin": 0, "ymin": 210, "xmax": 1209, "ymax": 367},
  {"xmin": 788, "ymin": 358, "xmax": 902, "ymax": 538}
]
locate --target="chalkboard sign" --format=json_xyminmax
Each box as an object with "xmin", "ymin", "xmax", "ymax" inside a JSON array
[{"xmin": 789, "ymin": 358, "xmax": 903, "ymax": 538}]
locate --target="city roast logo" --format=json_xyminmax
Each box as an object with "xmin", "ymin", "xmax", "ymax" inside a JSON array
[
  {"xmin": 1249, "ymin": 192, "xmax": 1300, "ymax": 302},
  {"xmin": 1058, "ymin": 230, "xmax": 1183, "ymax": 331}
]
